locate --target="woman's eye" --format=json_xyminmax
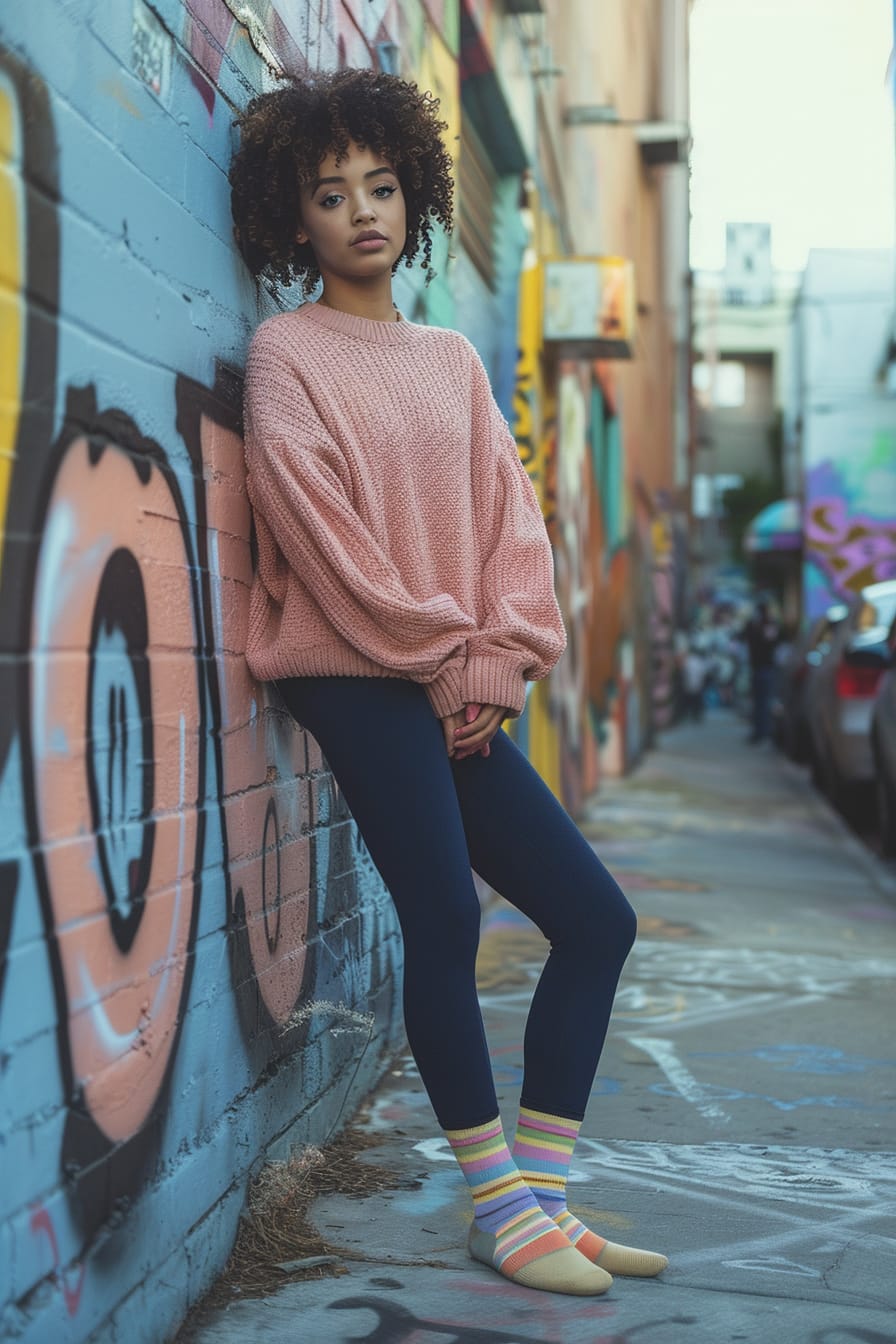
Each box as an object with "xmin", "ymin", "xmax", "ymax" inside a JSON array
[
  {"xmin": 374, "ymin": 184, "xmax": 396, "ymax": 198},
  {"xmin": 320, "ymin": 194, "xmax": 343, "ymax": 209}
]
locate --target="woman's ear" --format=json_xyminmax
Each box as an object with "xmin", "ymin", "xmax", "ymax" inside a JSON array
[{"xmin": 296, "ymin": 227, "xmax": 309, "ymax": 245}]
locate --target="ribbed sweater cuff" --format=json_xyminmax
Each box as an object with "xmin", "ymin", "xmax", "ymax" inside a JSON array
[
  {"xmin": 423, "ymin": 660, "xmax": 466, "ymax": 718},
  {"xmin": 462, "ymin": 653, "xmax": 528, "ymax": 717}
]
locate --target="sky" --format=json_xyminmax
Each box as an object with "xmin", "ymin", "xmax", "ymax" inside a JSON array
[{"xmin": 689, "ymin": 0, "xmax": 895, "ymax": 271}]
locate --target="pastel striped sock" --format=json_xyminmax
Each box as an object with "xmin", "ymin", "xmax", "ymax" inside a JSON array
[
  {"xmin": 445, "ymin": 1118, "xmax": 583, "ymax": 1279},
  {"xmin": 512, "ymin": 1106, "xmax": 668, "ymax": 1278}
]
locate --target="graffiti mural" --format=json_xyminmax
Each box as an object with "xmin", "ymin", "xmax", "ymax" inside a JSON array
[
  {"xmin": 586, "ymin": 369, "xmax": 634, "ymax": 776},
  {"xmin": 805, "ymin": 459, "xmax": 896, "ymax": 618},
  {"xmin": 0, "ymin": 8, "xmax": 411, "ymax": 1341},
  {"xmin": 25, "ymin": 389, "xmax": 206, "ymax": 1226},
  {"xmin": 548, "ymin": 368, "xmax": 598, "ymax": 813}
]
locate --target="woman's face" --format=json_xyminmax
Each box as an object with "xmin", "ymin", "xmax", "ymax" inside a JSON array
[{"xmin": 297, "ymin": 141, "xmax": 407, "ymax": 287}]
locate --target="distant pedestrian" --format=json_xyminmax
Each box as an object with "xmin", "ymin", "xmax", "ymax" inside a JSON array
[
  {"xmin": 740, "ymin": 598, "xmax": 782, "ymax": 742},
  {"xmin": 229, "ymin": 68, "xmax": 666, "ymax": 1297},
  {"xmin": 682, "ymin": 644, "xmax": 708, "ymax": 721}
]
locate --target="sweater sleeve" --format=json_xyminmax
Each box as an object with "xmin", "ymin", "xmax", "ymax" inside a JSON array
[
  {"xmin": 463, "ymin": 351, "xmax": 567, "ymax": 716},
  {"xmin": 244, "ymin": 333, "xmax": 475, "ymax": 693}
]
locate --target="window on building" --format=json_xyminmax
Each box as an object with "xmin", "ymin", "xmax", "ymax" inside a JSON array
[{"xmin": 692, "ymin": 360, "xmax": 746, "ymax": 409}]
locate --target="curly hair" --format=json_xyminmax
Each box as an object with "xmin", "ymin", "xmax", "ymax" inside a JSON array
[{"xmin": 229, "ymin": 67, "xmax": 455, "ymax": 296}]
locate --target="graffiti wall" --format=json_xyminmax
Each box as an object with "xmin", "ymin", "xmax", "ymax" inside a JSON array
[
  {"xmin": 804, "ymin": 416, "xmax": 896, "ymax": 620},
  {"xmin": 800, "ymin": 249, "xmax": 896, "ymax": 622},
  {"xmin": 505, "ymin": 158, "xmax": 687, "ymax": 805},
  {"xmin": 507, "ymin": 245, "xmax": 655, "ymax": 809},
  {"xmin": 0, "ymin": 2, "xmax": 465, "ymax": 1337}
]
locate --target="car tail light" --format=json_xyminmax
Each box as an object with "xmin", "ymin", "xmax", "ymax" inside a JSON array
[{"xmin": 835, "ymin": 661, "xmax": 885, "ymax": 698}]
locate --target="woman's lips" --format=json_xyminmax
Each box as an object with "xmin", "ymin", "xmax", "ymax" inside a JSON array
[{"xmin": 352, "ymin": 237, "xmax": 388, "ymax": 251}]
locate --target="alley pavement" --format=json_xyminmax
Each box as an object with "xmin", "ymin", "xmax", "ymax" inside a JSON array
[{"xmin": 188, "ymin": 714, "xmax": 896, "ymax": 1344}]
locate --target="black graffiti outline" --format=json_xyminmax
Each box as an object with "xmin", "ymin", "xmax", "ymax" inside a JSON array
[
  {"xmin": 0, "ymin": 861, "xmax": 17, "ymax": 1005},
  {"xmin": 327, "ymin": 1296, "xmax": 699, "ymax": 1344},
  {"xmin": 261, "ymin": 794, "xmax": 283, "ymax": 956},
  {"xmin": 328, "ymin": 1294, "xmax": 546, "ymax": 1344},
  {"xmin": 86, "ymin": 546, "xmax": 156, "ymax": 954}
]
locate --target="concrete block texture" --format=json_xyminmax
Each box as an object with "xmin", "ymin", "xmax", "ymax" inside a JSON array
[{"xmin": 0, "ymin": 4, "xmax": 463, "ymax": 1338}]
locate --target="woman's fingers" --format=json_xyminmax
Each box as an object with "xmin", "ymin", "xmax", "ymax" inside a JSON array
[
  {"xmin": 441, "ymin": 709, "xmax": 466, "ymax": 757},
  {"xmin": 453, "ymin": 706, "xmax": 504, "ymax": 757},
  {"xmin": 444, "ymin": 704, "xmax": 506, "ymax": 761},
  {"xmin": 454, "ymin": 706, "xmax": 504, "ymax": 743},
  {"xmin": 463, "ymin": 703, "xmax": 488, "ymax": 757}
]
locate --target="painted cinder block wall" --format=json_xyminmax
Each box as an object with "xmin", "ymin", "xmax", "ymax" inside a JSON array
[{"xmin": 0, "ymin": 3, "xmax": 465, "ymax": 1339}]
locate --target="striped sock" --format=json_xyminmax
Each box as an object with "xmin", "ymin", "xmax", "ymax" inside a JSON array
[
  {"xmin": 445, "ymin": 1117, "xmax": 572, "ymax": 1276},
  {"xmin": 512, "ymin": 1106, "xmax": 579, "ymax": 1222},
  {"xmin": 512, "ymin": 1105, "xmax": 668, "ymax": 1277}
]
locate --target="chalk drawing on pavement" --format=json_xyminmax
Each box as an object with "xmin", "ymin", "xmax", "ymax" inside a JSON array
[
  {"xmin": 690, "ymin": 1045, "xmax": 894, "ymax": 1077},
  {"xmin": 571, "ymin": 1138, "xmax": 896, "ymax": 1307},
  {"xmin": 629, "ymin": 1036, "xmax": 732, "ymax": 1125},
  {"xmin": 627, "ymin": 943, "xmax": 896, "ymax": 995},
  {"xmin": 613, "ymin": 942, "xmax": 895, "ymax": 1032}
]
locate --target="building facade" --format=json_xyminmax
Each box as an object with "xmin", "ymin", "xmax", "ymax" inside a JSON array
[
  {"xmin": 691, "ymin": 262, "xmax": 801, "ymax": 620},
  {"xmin": 793, "ymin": 248, "xmax": 896, "ymax": 621},
  {"xmin": 485, "ymin": 0, "xmax": 693, "ymax": 805}
]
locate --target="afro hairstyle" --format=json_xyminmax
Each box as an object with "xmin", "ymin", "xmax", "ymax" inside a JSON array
[{"xmin": 229, "ymin": 66, "xmax": 455, "ymax": 296}]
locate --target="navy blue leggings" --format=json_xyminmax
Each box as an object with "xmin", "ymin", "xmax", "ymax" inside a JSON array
[{"xmin": 278, "ymin": 676, "xmax": 636, "ymax": 1130}]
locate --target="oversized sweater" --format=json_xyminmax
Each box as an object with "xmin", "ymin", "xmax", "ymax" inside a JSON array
[{"xmin": 243, "ymin": 301, "xmax": 566, "ymax": 719}]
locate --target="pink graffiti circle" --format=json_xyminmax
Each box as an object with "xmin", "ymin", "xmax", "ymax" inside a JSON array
[
  {"xmin": 29, "ymin": 436, "xmax": 201, "ymax": 1143},
  {"xmin": 198, "ymin": 410, "xmax": 311, "ymax": 1027}
]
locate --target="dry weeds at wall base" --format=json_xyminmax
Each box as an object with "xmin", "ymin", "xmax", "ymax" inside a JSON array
[{"xmin": 174, "ymin": 1124, "xmax": 423, "ymax": 1341}]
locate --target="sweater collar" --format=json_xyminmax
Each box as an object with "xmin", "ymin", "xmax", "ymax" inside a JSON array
[{"xmin": 295, "ymin": 300, "xmax": 420, "ymax": 346}]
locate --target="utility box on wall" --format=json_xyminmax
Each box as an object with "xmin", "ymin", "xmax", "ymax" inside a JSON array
[{"xmin": 543, "ymin": 256, "xmax": 636, "ymax": 358}]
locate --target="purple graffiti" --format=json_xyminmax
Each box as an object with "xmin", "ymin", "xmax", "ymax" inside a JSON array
[{"xmin": 805, "ymin": 493, "xmax": 896, "ymax": 600}]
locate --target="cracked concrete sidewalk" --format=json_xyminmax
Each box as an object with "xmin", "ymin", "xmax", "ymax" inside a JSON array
[{"xmin": 185, "ymin": 714, "xmax": 896, "ymax": 1344}]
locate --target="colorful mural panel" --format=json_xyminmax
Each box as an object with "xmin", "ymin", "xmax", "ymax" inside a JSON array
[
  {"xmin": 805, "ymin": 452, "xmax": 896, "ymax": 619},
  {"xmin": 0, "ymin": 10, "xmax": 408, "ymax": 1341}
]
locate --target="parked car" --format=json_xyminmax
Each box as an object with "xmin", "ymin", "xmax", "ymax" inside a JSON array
[
  {"xmin": 804, "ymin": 579, "xmax": 896, "ymax": 818},
  {"xmin": 774, "ymin": 603, "xmax": 849, "ymax": 761},
  {"xmin": 870, "ymin": 614, "xmax": 896, "ymax": 856}
]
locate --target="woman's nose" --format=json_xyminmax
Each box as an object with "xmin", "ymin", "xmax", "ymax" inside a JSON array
[{"xmin": 353, "ymin": 198, "xmax": 376, "ymax": 222}]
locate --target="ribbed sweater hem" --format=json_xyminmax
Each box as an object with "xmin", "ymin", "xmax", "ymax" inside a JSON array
[
  {"xmin": 423, "ymin": 662, "xmax": 466, "ymax": 718},
  {"xmin": 463, "ymin": 653, "xmax": 528, "ymax": 717},
  {"xmin": 246, "ymin": 641, "xmax": 531, "ymax": 722}
]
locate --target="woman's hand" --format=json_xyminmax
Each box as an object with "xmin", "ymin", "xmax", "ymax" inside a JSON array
[
  {"xmin": 440, "ymin": 703, "xmax": 502, "ymax": 760},
  {"xmin": 440, "ymin": 707, "xmax": 470, "ymax": 759},
  {"xmin": 452, "ymin": 702, "xmax": 507, "ymax": 760}
]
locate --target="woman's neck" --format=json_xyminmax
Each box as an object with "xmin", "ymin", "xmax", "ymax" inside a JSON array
[{"xmin": 318, "ymin": 279, "xmax": 400, "ymax": 323}]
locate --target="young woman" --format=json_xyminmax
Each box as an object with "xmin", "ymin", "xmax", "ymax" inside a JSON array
[{"xmin": 229, "ymin": 66, "xmax": 667, "ymax": 1297}]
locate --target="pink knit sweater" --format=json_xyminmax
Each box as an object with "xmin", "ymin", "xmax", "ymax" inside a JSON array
[{"xmin": 243, "ymin": 301, "xmax": 566, "ymax": 718}]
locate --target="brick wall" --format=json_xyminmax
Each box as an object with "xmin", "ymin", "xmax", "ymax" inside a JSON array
[{"xmin": 0, "ymin": 3, "xmax": 459, "ymax": 1339}]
